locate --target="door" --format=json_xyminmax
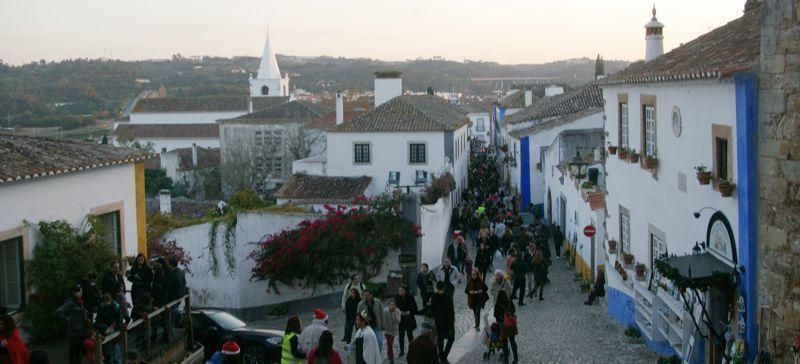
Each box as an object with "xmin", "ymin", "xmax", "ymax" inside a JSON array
[
  {"xmin": 0, "ymin": 237, "xmax": 23, "ymax": 310},
  {"xmin": 547, "ymin": 190, "xmax": 552, "ymax": 224},
  {"xmin": 559, "ymin": 197, "xmax": 566, "ymax": 236}
]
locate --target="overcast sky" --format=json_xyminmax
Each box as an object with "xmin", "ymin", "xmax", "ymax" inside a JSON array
[{"xmin": 0, "ymin": 0, "xmax": 745, "ymax": 65}]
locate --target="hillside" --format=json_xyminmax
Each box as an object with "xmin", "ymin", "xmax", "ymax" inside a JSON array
[{"xmin": 0, "ymin": 55, "xmax": 628, "ymax": 129}]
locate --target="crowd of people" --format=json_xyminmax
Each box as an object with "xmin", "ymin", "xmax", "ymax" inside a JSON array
[{"xmin": 58, "ymin": 254, "xmax": 187, "ymax": 364}]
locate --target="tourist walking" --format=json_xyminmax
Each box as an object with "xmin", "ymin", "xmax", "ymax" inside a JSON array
[
  {"xmin": 0, "ymin": 314, "xmax": 28, "ymax": 364},
  {"xmin": 406, "ymin": 322, "xmax": 438, "ymax": 364},
  {"xmin": 307, "ymin": 331, "xmax": 343, "ymax": 364},
  {"xmin": 382, "ymin": 298, "xmax": 401, "ymax": 363},
  {"xmin": 356, "ymin": 290, "xmax": 385, "ymax": 353},
  {"xmin": 281, "ymin": 315, "xmax": 305, "ymax": 364},
  {"xmin": 465, "ymin": 269, "xmax": 489, "ymax": 330},
  {"xmin": 494, "ymin": 291, "xmax": 519, "ymax": 364},
  {"xmin": 430, "ymin": 282, "xmax": 455, "ymax": 363},
  {"xmin": 524, "ymin": 244, "xmax": 537, "ymax": 299},
  {"xmin": 395, "ymin": 286, "xmax": 417, "ymax": 358},
  {"xmin": 299, "ymin": 309, "xmax": 329, "ymax": 354},
  {"xmin": 417, "ymin": 263, "xmax": 435, "ymax": 315},
  {"xmin": 341, "ymin": 274, "xmax": 366, "ymax": 314},
  {"xmin": 509, "ymin": 252, "xmax": 528, "ymax": 306},
  {"xmin": 57, "ymin": 286, "xmax": 89, "ymax": 364},
  {"xmin": 343, "ymin": 288, "xmax": 361, "ymax": 343},
  {"xmin": 585, "ymin": 268, "xmax": 606, "ymax": 305},
  {"xmin": 348, "ymin": 313, "xmax": 381, "ymax": 364},
  {"xmin": 532, "ymin": 251, "xmax": 548, "ymax": 301},
  {"xmin": 436, "ymin": 258, "xmax": 461, "ymax": 298},
  {"xmin": 552, "ymin": 224, "xmax": 564, "ymax": 258},
  {"xmin": 475, "ymin": 242, "xmax": 492, "ymax": 281},
  {"xmin": 489, "ymin": 270, "xmax": 512, "ymax": 304}
]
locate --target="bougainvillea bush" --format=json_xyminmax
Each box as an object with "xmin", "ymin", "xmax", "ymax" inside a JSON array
[{"xmin": 250, "ymin": 193, "xmax": 421, "ymax": 293}]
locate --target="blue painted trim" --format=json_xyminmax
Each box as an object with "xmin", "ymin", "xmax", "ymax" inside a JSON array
[
  {"xmin": 520, "ymin": 136, "xmax": 531, "ymax": 208},
  {"xmin": 606, "ymin": 287, "xmax": 635, "ymax": 326},
  {"xmin": 734, "ymin": 73, "xmax": 758, "ymax": 363}
]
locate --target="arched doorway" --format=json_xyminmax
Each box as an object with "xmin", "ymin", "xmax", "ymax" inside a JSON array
[
  {"xmin": 261, "ymin": 85, "xmax": 269, "ymax": 95},
  {"xmin": 547, "ymin": 189, "xmax": 552, "ymax": 223}
]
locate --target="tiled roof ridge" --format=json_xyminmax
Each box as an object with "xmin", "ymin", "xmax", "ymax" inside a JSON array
[{"xmin": 506, "ymin": 84, "xmax": 603, "ymax": 125}]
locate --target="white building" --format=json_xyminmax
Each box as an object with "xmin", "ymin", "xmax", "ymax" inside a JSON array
[
  {"xmin": 597, "ymin": 8, "xmax": 760, "ymax": 361},
  {"xmin": 0, "ymin": 135, "xmax": 154, "ymax": 310},
  {"xmin": 460, "ymin": 101, "xmax": 492, "ymax": 143},
  {"xmin": 159, "ymin": 144, "xmax": 220, "ymax": 198}
]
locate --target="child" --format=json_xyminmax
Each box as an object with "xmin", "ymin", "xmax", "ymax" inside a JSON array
[
  {"xmin": 83, "ymin": 327, "xmax": 97, "ymax": 364},
  {"xmin": 382, "ymin": 298, "xmax": 401, "ymax": 363}
]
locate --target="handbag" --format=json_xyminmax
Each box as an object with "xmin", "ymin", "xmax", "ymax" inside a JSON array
[{"xmin": 503, "ymin": 312, "xmax": 517, "ymax": 329}]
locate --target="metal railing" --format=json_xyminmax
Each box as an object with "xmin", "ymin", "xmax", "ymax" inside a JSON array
[{"xmin": 95, "ymin": 295, "xmax": 194, "ymax": 363}]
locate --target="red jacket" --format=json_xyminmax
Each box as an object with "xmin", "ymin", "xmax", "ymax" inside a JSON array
[{"xmin": 0, "ymin": 328, "xmax": 29, "ymax": 364}]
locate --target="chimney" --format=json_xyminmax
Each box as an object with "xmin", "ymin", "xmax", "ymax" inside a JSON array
[
  {"xmin": 335, "ymin": 91, "xmax": 344, "ymax": 125},
  {"xmin": 524, "ymin": 89, "xmax": 533, "ymax": 107},
  {"xmin": 644, "ymin": 5, "xmax": 665, "ymax": 62},
  {"xmin": 191, "ymin": 143, "xmax": 198, "ymax": 167},
  {"xmin": 374, "ymin": 71, "xmax": 402, "ymax": 107},
  {"xmin": 248, "ymin": 97, "xmax": 253, "ymax": 113},
  {"xmin": 159, "ymin": 189, "xmax": 172, "ymax": 214}
]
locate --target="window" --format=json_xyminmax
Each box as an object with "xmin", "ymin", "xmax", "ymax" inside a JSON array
[
  {"xmin": 409, "ymin": 143, "xmax": 426, "ymax": 164},
  {"xmin": 620, "ymin": 207, "xmax": 630, "ymax": 254},
  {"xmin": 261, "ymin": 86, "xmax": 269, "ymax": 95},
  {"xmin": 98, "ymin": 211, "xmax": 122, "ymax": 255},
  {"xmin": 715, "ymin": 138, "xmax": 729, "ymax": 180},
  {"xmin": 619, "ymin": 103, "xmax": 629, "ymax": 148},
  {"xmin": 712, "ymin": 124, "xmax": 733, "ymax": 182},
  {"xmin": 650, "ymin": 233, "xmax": 665, "ymax": 270},
  {"xmin": 644, "ymin": 105, "xmax": 656, "ymax": 156},
  {"xmin": 476, "ymin": 118, "xmax": 485, "ymax": 132},
  {"xmin": 0, "ymin": 238, "xmax": 23, "ymax": 310},
  {"xmin": 354, "ymin": 143, "xmax": 370, "ymax": 164}
]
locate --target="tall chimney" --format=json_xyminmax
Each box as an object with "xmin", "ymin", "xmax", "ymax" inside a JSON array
[
  {"xmin": 374, "ymin": 71, "xmax": 403, "ymax": 107},
  {"xmin": 644, "ymin": 5, "xmax": 665, "ymax": 62},
  {"xmin": 524, "ymin": 89, "xmax": 533, "ymax": 107},
  {"xmin": 159, "ymin": 189, "xmax": 172, "ymax": 214},
  {"xmin": 336, "ymin": 91, "xmax": 344, "ymax": 125},
  {"xmin": 191, "ymin": 143, "xmax": 198, "ymax": 167}
]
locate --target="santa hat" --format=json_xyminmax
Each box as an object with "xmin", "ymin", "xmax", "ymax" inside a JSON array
[
  {"xmin": 314, "ymin": 308, "xmax": 329, "ymax": 321},
  {"xmin": 453, "ymin": 230, "xmax": 462, "ymax": 238},
  {"xmin": 221, "ymin": 341, "xmax": 240, "ymax": 355}
]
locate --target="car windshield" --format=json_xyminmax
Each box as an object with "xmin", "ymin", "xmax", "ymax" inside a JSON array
[{"xmin": 207, "ymin": 311, "xmax": 247, "ymax": 330}]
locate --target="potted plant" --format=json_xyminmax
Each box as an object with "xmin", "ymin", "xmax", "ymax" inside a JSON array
[
  {"xmin": 622, "ymin": 252, "xmax": 634, "ymax": 265},
  {"xmin": 718, "ymin": 178, "xmax": 736, "ymax": 197},
  {"xmin": 608, "ymin": 240, "xmax": 618, "ymax": 252},
  {"xmin": 644, "ymin": 150, "xmax": 658, "ymax": 170},
  {"xmin": 536, "ymin": 162, "xmax": 542, "ymax": 171},
  {"xmin": 581, "ymin": 181, "xmax": 596, "ymax": 192},
  {"xmin": 635, "ymin": 263, "xmax": 646, "ymax": 279},
  {"xmin": 608, "ymin": 145, "xmax": 618, "ymax": 155},
  {"xmin": 695, "ymin": 165, "xmax": 712, "ymax": 185},
  {"xmin": 618, "ymin": 147, "xmax": 629, "ymax": 160},
  {"xmin": 628, "ymin": 149, "xmax": 640, "ymax": 163}
]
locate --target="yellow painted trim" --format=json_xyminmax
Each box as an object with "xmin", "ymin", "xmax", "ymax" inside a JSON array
[
  {"xmin": 135, "ymin": 162, "xmax": 147, "ymax": 255},
  {"xmin": 565, "ymin": 240, "xmax": 591, "ymax": 283}
]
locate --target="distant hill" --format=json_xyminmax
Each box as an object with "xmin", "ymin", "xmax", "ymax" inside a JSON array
[{"xmin": 0, "ymin": 55, "xmax": 628, "ymax": 129}]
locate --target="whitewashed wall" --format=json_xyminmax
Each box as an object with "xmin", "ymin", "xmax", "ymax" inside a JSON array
[
  {"xmin": 0, "ymin": 164, "xmax": 141, "ymax": 258},
  {"xmin": 130, "ymin": 111, "xmax": 245, "ymax": 124},
  {"xmin": 419, "ymin": 196, "xmax": 452, "ymax": 268},
  {"xmin": 468, "ymin": 112, "xmax": 491, "ymax": 143},
  {"xmin": 112, "ymin": 136, "xmax": 219, "ymax": 154}
]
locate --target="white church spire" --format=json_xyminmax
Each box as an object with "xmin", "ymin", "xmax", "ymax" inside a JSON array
[
  {"xmin": 257, "ymin": 32, "xmax": 282, "ymax": 80},
  {"xmin": 250, "ymin": 32, "xmax": 290, "ymax": 97}
]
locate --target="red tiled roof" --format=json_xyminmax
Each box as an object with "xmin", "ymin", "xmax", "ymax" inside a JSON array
[
  {"xmin": 0, "ymin": 135, "xmax": 156, "ymax": 184},
  {"xmin": 113, "ymin": 123, "xmax": 219, "ymax": 138},
  {"xmin": 306, "ymin": 110, "xmax": 366, "ymax": 131},
  {"xmin": 330, "ymin": 95, "xmax": 469, "ymax": 133},
  {"xmin": 168, "ymin": 147, "xmax": 220, "ymax": 170},
  {"xmin": 133, "ymin": 96, "xmax": 289, "ymax": 113},
  {"xmin": 506, "ymin": 84, "xmax": 604, "ymax": 125},
  {"xmin": 600, "ymin": 8, "xmax": 761, "ymax": 86},
  {"xmin": 273, "ymin": 174, "xmax": 372, "ymax": 204}
]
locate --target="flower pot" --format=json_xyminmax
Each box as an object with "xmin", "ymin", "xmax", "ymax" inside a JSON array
[
  {"xmin": 635, "ymin": 265, "xmax": 645, "ymax": 278},
  {"xmin": 628, "ymin": 152, "xmax": 640, "ymax": 164},
  {"xmin": 618, "ymin": 149, "xmax": 629, "ymax": 160},
  {"xmin": 608, "ymin": 146, "xmax": 618, "ymax": 155},
  {"xmin": 623, "ymin": 253, "xmax": 634, "ymax": 265},
  {"xmin": 696, "ymin": 171, "xmax": 712, "ymax": 185},
  {"xmin": 608, "ymin": 240, "xmax": 618, "ymax": 252},
  {"xmin": 719, "ymin": 182, "xmax": 736, "ymax": 197},
  {"xmin": 644, "ymin": 156, "xmax": 658, "ymax": 170}
]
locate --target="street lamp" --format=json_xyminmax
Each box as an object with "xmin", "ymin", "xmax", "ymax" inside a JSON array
[{"xmin": 568, "ymin": 150, "xmax": 589, "ymax": 179}]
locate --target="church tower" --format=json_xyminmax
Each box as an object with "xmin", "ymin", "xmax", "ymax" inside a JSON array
[
  {"xmin": 250, "ymin": 33, "xmax": 290, "ymax": 97},
  {"xmin": 644, "ymin": 5, "xmax": 664, "ymax": 62}
]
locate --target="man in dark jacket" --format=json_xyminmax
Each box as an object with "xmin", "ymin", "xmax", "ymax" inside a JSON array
[
  {"xmin": 78, "ymin": 270, "xmax": 100, "ymax": 320},
  {"xmin": 57, "ymin": 286, "xmax": 89, "ymax": 364},
  {"xmin": 430, "ymin": 282, "xmax": 455, "ymax": 363},
  {"xmin": 552, "ymin": 224, "xmax": 564, "ymax": 258},
  {"xmin": 475, "ymin": 242, "xmax": 492, "ymax": 282},
  {"xmin": 96, "ymin": 293, "xmax": 123, "ymax": 363},
  {"xmin": 406, "ymin": 322, "xmax": 438, "ymax": 364},
  {"xmin": 509, "ymin": 253, "xmax": 528, "ymax": 306},
  {"xmin": 163, "ymin": 257, "xmax": 186, "ymax": 341},
  {"xmin": 416, "ymin": 263, "xmax": 435, "ymax": 316},
  {"xmin": 101, "ymin": 261, "xmax": 129, "ymax": 323}
]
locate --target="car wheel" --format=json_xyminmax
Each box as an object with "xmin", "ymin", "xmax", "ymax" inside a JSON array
[{"xmin": 242, "ymin": 345, "xmax": 268, "ymax": 364}]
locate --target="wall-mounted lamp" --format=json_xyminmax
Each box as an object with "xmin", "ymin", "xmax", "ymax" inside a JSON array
[{"xmin": 693, "ymin": 207, "xmax": 719, "ymax": 219}]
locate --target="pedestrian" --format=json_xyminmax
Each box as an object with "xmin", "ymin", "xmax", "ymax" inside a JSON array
[
  {"xmin": 57, "ymin": 285, "xmax": 90, "ymax": 364},
  {"xmin": 348, "ymin": 312, "xmax": 381, "ymax": 364},
  {"xmin": 299, "ymin": 309, "xmax": 329, "ymax": 354},
  {"xmin": 524, "ymin": 243, "xmax": 537, "ymax": 299},
  {"xmin": 430, "ymin": 281, "xmax": 455, "ymax": 364},
  {"xmin": 150, "ymin": 261, "xmax": 168, "ymax": 307},
  {"xmin": 132, "ymin": 292, "xmax": 154, "ymax": 321},
  {"xmin": 356, "ymin": 290, "xmax": 385, "ymax": 353},
  {"xmin": 406, "ymin": 322, "xmax": 438, "ymax": 364},
  {"xmin": 101, "ymin": 261, "xmax": 129, "ymax": 324},
  {"xmin": 342, "ymin": 288, "xmax": 361, "ymax": 343},
  {"xmin": 489, "ymin": 270, "xmax": 512, "ymax": 304},
  {"xmin": 416, "ymin": 263, "xmax": 435, "ymax": 316},
  {"xmin": 29, "ymin": 350, "xmax": 50, "ymax": 364},
  {"xmin": 126, "ymin": 253, "xmax": 153, "ymax": 306},
  {"xmin": 532, "ymin": 250, "xmax": 548, "ymax": 301},
  {"xmin": 446, "ymin": 236, "xmax": 465, "ymax": 272},
  {"xmin": 465, "ymin": 269, "xmax": 489, "ymax": 330},
  {"xmin": 341, "ymin": 274, "xmax": 366, "ymax": 315},
  {"xmin": 83, "ymin": 328, "xmax": 97, "ymax": 364},
  {"xmin": 206, "ymin": 336, "xmax": 238, "ymax": 364},
  {"xmin": 164, "ymin": 256, "xmax": 186, "ymax": 340},
  {"xmin": 382, "ymin": 298, "xmax": 401, "ymax": 363},
  {"xmin": 435, "ymin": 258, "xmax": 461, "ymax": 298},
  {"xmin": 307, "ymin": 330, "xmax": 342, "ymax": 364},
  {"xmin": 494, "ymin": 291, "xmax": 518, "ymax": 364},
  {"xmin": 475, "ymin": 242, "xmax": 492, "ymax": 282},
  {"xmin": 0, "ymin": 314, "xmax": 28, "ymax": 364},
  {"xmin": 281, "ymin": 315, "xmax": 305, "ymax": 364},
  {"xmin": 95, "ymin": 293, "xmax": 122, "ymax": 364},
  {"xmin": 509, "ymin": 251, "xmax": 528, "ymax": 306},
  {"xmin": 585, "ymin": 268, "xmax": 606, "ymax": 305},
  {"xmin": 395, "ymin": 286, "xmax": 417, "ymax": 358},
  {"xmin": 553, "ymin": 225, "xmax": 564, "ymax": 258},
  {"xmin": 77, "ymin": 270, "xmax": 101, "ymax": 321}
]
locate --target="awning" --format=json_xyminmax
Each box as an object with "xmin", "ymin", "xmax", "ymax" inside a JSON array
[{"xmin": 656, "ymin": 253, "xmax": 736, "ymax": 290}]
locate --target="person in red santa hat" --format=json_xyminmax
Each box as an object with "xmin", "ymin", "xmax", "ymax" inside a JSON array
[
  {"xmin": 298, "ymin": 309, "xmax": 329, "ymax": 354},
  {"xmin": 207, "ymin": 339, "xmax": 241, "ymax": 364}
]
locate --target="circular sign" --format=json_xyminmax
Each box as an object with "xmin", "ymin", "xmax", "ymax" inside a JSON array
[
  {"xmin": 583, "ymin": 225, "xmax": 596, "ymax": 237},
  {"xmin": 672, "ymin": 106, "xmax": 682, "ymax": 137}
]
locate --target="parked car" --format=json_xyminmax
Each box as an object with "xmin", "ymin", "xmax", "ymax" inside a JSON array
[{"xmin": 191, "ymin": 309, "xmax": 283, "ymax": 364}]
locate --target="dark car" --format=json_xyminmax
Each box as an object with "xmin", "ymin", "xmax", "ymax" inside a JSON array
[{"xmin": 191, "ymin": 309, "xmax": 283, "ymax": 364}]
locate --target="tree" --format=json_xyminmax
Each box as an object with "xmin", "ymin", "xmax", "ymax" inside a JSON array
[
  {"xmin": 285, "ymin": 124, "xmax": 326, "ymax": 160},
  {"xmin": 144, "ymin": 169, "xmax": 174, "ymax": 196},
  {"xmin": 427, "ymin": 86, "xmax": 434, "ymax": 95},
  {"xmin": 595, "ymin": 55, "xmax": 605, "ymax": 79},
  {"xmin": 221, "ymin": 141, "xmax": 260, "ymax": 195}
]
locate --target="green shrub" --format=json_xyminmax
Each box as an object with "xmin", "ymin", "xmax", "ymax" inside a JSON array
[
  {"xmin": 658, "ymin": 355, "xmax": 681, "ymax": 364},
  {"xmin": 624, "ymin": 325, "xmax": 642, "ymax": 340},
  {"xmin": 227, "ymin": 189, "xmax": 268, "ymax": 210},
  {"xmin": 26, "ymin": 218, "xmax": 118, "ymax": 342},
  {"xmin": 364, "ymin": 281, "xmax": 388, "ymax": 298}
]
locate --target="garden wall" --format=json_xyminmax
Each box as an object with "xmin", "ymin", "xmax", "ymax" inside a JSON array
[{"xmin": 419, "ymin": 196, "xmax": 452, "ymax": 268}]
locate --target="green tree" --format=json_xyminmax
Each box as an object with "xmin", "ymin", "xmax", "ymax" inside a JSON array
[
  {"xmin": 144, "ymin": 169, "xmax": 174, "ymax": 196},
  {"xmin": 595, "ymin": 55, "xmax": 605, "ymax": 79}
]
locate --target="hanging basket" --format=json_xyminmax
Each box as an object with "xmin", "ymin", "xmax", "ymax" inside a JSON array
[
  {"xmin": 608, "ymin": 146, "xmax": 618, "ymax": 155},
  {"xmin": 697, "ymin": 171, "xmax": 713, "ymax": 185}
]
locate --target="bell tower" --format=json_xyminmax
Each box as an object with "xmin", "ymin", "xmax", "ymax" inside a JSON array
[{"xmin": 250, "ymin": 32, "xmax": 290, "ymax": 97}]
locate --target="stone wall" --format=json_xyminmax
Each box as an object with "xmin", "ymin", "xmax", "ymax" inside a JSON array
[{"xmin": 758, "ymin": 0, "xmax": 800, "ymax": 358}]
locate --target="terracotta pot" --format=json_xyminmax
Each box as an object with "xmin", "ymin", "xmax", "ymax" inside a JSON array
[
  {"xmin": 644, "ymin": 156, "xmax": 658, "ymax": 170},
  {"xmin": 608, "ymin": 240, "xmax": 618, "ymax": 252},
  {"xmin": 623, "ymin": 253, "xmax": 634, "ymax": 265},
  {"xmin": 618, "ymin": 149, "xmax": 629, "ymax": 160},
  {"xmin": 628, "ymin": 152, "xmax": 640, "ymax": 164},
  {"xmin": 719, "ymin": 182, "xmax": 736, "ymax": 197},
  {"xmin": 635, "ymin": 265, "xmax": 645, "ymax": 278},
  {"xmin": 608, "ymin": 146, "xmax": 618, "ymax": 155},
  {"xmin": 697, "ymin": 171, "xmax": 712, "ymax": 185}
]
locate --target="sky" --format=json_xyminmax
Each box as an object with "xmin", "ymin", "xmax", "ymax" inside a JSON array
[{"xmin": 0, "ymin": 0, "xmax": 745, "ymax": 66}]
